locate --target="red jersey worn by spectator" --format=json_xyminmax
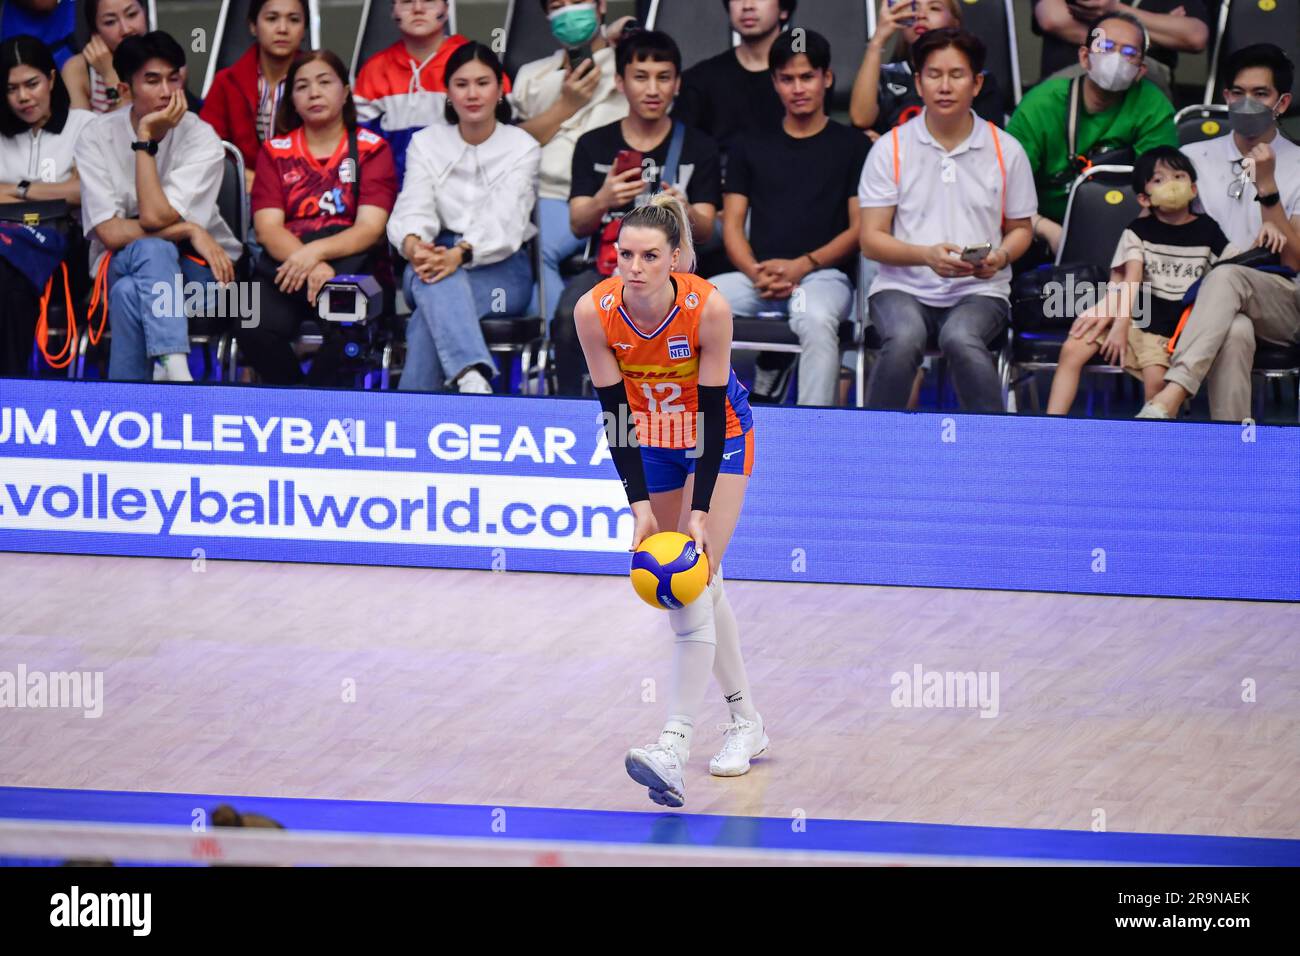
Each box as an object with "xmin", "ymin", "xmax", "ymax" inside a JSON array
[
  {"xmin": 251, "ymin": 126, "xmax": 399, "ymax": 238},
  {"xmin": 353, "ymin": 35, "xmax": 510, "ymax": 185},
  {"xmin": 200, "ymin": 45, "xmax": 267, "ymax": 173}
]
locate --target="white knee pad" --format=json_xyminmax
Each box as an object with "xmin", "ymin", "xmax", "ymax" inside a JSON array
[{"xmin": 669, "ymin": 593, "xmax": 715, "ymax": 646}]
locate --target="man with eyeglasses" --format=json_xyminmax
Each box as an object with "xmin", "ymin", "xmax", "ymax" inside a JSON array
[
  {"xmin": 1138, "ymin": 44, "xmax": 1300, "ymax": 421},
  {"xmin": 1033, "ymin": 0, "xmax": 1210, "ymax": 100},
  {"xmin": 1007, "ymin": 11, "xmax": 1176, "ymax": 256}
]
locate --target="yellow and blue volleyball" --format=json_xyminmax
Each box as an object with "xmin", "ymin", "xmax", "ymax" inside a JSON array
[{"xmin": 630, "ymin": 532, "xmax": 710, "ymax": 610}]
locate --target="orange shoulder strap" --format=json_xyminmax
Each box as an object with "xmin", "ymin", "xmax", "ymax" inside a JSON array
[
  {"xmin": 891, "ymin": 126, "xmax": 901, "ymax": 187},
  {"xmin": 988, "ymin": 120, "xmax": 1007, "ymax": 223}
]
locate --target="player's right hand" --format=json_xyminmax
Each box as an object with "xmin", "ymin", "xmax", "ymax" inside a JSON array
[{"xmin": 629, "ymin": 499, "xmax": 659, "ymax": 552}]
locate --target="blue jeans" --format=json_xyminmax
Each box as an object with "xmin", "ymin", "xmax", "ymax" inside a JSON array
[
  {"xmin": 400, "ymin": 239, "xmax": 533, "ymax": 392},
  {"xmin": 533, "ymin": 196, "xmax": 584, "ymax": 322},
  {"xmin": 709, "ymin": 269, "xmax": 854, "ymax": 407},
  {"xmin": 866, "ymin": 290, "xmax": 1008, "ymax": 412},
  {"xmin": 106, "ymin": 237, "xmax": 214, "ymax": 381}
]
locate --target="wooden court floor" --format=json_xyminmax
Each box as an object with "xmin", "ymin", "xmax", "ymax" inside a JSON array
[{"xmin": 0, "ymin": 552, "xmax": 1296, "ymax": 840}]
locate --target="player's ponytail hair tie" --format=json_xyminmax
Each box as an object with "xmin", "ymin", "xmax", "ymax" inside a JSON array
[{"xmin": 618, "ymin": 190, "xmax": 697, "ymax": 274}]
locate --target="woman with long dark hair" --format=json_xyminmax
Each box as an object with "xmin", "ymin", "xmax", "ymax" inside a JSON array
[
  {"xmin": 241, "ymin": 49, "xmax": 399, "ymax": 386},
  {"xmin": 388, "ymin": 41, "xmax": 539, "ymax": 393},
  {"xmin": 0, "ymin": 34, "xmax": 94, "ymax": 375}
]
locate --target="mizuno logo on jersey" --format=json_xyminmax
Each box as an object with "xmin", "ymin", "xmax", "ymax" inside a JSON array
[
  {"xmin": 613, "ymin": 342, "xmax": 633, "ymax": 351},
  {"xmin": 722, "ymin": 449, "xmax": 742, "ymax": 460},
  {"xmin": 667, "ymin": 335, "xmax": 691, "ymax": 360}
]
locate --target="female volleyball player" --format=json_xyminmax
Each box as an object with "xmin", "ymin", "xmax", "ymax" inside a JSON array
[{"xmin": 573, "ymin": 191, "xmax": 767, "ymax": 808}]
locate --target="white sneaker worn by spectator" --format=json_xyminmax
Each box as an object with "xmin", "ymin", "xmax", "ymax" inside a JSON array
[
  {"xmin": 625, "ymin": 742, "xmax": 686, "ymax": 807},
  {"xmin": 1136, "ymin": 401, "xmax": 1173, "ymax": 419},
  {"xmin": 457, "ymin": 369, "xmax": 492, "ymax": 394},
  {"xmin": 709, "ymin": 713, "xmax": 768, "ymax": 777}
]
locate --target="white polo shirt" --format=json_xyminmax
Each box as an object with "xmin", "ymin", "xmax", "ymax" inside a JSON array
[
  {"xmin": 75, "ymin": 108, "xmax": 241, "ymax": 277},
  {"xmin": 859, "ymin": 110, "xmax": 1038, "ymax": 308},
  {"xmin": 1183, "ymin": 131, "xmax": 1300, "ymax": 251},
  {"xmin": 0, "ymin": 108, "xmax": 94, "ymax": 191}
]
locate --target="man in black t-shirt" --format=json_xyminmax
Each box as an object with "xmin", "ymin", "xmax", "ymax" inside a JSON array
[
  {"xmin": 674, "ymin": 0, "xmax": 794, "ymax": 171},
  {"xmin": 1034, "ymin": 0, "xmax": 1210, "ymax": 97},
  {"xmin": 674, "ymin": 0, "xmax": 795, "ymax": 281},
  {"xmin": 551, "ymin": 30, "xmax": 722, "ymax": 395},
  {"xmin": 711, "ymin": 29, "xmax": 869, "ymax": 408}
]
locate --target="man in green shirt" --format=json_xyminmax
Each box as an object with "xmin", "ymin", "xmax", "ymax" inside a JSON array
[{"xmin": 1007, "ymin": 11, "xmax": 1177, "ymax": 254}]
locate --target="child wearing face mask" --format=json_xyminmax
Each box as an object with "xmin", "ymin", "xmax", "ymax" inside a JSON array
[{"xmin": 1046, "ymin": 146, "xmax": 1241, "ymax": 414}]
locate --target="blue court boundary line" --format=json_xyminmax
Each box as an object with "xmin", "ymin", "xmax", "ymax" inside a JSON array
[{"xmin": 1, "ymin": 787, "xmax": 1296, "ymax": 865}]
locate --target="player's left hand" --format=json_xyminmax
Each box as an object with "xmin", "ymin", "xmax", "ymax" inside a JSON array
[
  {"xmin": 305, "ymin": 261, "xmax": 336, "ymax": 306},
  {"xmin": 686, "ymin": 509, "xmax": 716, "ymax": 583}
]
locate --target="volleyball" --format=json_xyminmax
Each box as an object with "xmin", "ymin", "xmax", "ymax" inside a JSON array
[{"xmin": 630, "ymin": 532, "xmax": 711, "ymax": 610}]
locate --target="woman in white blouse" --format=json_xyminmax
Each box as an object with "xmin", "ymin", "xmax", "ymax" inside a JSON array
[
  {"xmin": 0, "ymin": 34, "xmax": 94, "ymax": 375},
  {"xmin": 387, "ymin": 42, "xmax": 540, "ymax": 393}
]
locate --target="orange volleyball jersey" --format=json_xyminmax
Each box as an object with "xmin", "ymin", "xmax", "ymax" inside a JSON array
[{"xmin": 591, "ymin": 272, "xmax": 753, "ymax": 449}]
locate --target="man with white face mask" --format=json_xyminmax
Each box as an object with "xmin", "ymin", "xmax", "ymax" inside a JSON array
[
  {"xmin": 1007, "ymin": 12, "xmax": 1176, "ymax": 255},
  {"xmin": 1138, "ymin": 44, "xmax": 1300, "ymax": 422}
]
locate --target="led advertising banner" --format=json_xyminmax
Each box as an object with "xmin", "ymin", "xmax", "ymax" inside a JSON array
[{"xmin": 0, "ymin": 380, "xmax": 1296, "ymax": 600}]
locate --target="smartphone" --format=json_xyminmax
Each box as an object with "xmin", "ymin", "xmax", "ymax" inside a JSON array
[
  {"xmin": 890, "ymin": 0, "xmax": 917, "ymax": 27},
  {"xmin": 960, "ymin": 243, "xmax": 993, "ymax": 264},
  {"xmin": 569, "ymin": 42, "xmax": 593, "ymax": 72},
  {"xmin": 613, "ymin": 148, "xmax": 644, "ymax": 177}
]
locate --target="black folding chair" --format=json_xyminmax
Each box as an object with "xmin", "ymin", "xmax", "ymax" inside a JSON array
[
  {"xmin": 1205, "ymin": 0, "xmax": 1300, "ymax": 107},
  {"xmin": 503, "ymin": 0, "xmax": 561, "ymax": 81},
  {"xmin": 953, "ymin": 0, "xmax": 1022, "ymax": 118},
  {"xmin": 1175, "ymin": 104, "xmax": 1230, "ymax": 146}
]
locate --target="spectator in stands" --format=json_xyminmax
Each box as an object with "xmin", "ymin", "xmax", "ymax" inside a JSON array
[
  {"xmin": 674, "ymin": 0, "xmax": 793, "ymax": 167},
  {"xmin": 1007, "ymin": 12, "xmax": 1176, "ymax": 256},
  {"xmin": 0, "ymin": 34, "xmax": 94, "ymax": 375},
  {"xmin": 703, "ymin": 29, "xmax": 865, "ymax": 408},
  {"xmin": 61, "ymin": 0, "xmax": 144, "ymax": 113},
  {"xmin": 550, "ymin": 29, "xmax": 720, "ymax": 396},
  {"xmin": 510, "ymin": 0, "xmax": 636, "ymax": 322},
  {"xmin": 75, "ymin": 31, "xmax": 240, "ymax": 382},
  {"xmin": 1033, "ymin": 0, "xmax": 1209, "ymax": 98},
  {"xmin": 200, "ymin": 0, "xmax": 307, "ymax": 192},
  {"xmin": 388, "ymin": 43, "xmax": 539, "ymax": 394},
  {"xmin": 1139, "ymin": 44, "xmax": 1300, "ymax": 421},
  {"xmin": 354, "ymin": 0, "xmax": 508, "ymax": 188},
  {"xmin": 242, "ymin": 50, "xmax": 398, "ymax": 386},
  {"xmin": 0, "ymin": 1, "xmax": 78, "ymax": 69},
  {"xmin": 850, "ymin": 0, "xmax": 1004, "ymax": 140},
  {"xmin": 860, "ymin": 28, "xmax": 1036, "ymax": 412},
  {"xmin": 1047, "ymin": 146, "xmax": 1242, "ymax": 414}
]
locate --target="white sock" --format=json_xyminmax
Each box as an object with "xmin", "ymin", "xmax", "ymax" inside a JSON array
[
  {"xmin": 710, "ymin": 572, "xmax": 758, "ymax": 722},
  {"xmin": 161, "ymin": 352, "xmax": 192, "ymax": 382},
  {"xmin": 663, "ymin": 596, "xmax": 718, "ymax": 760},
  {"xmin": 659, "ymin": 715, "xmax": 695, "ymax": 758}
]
